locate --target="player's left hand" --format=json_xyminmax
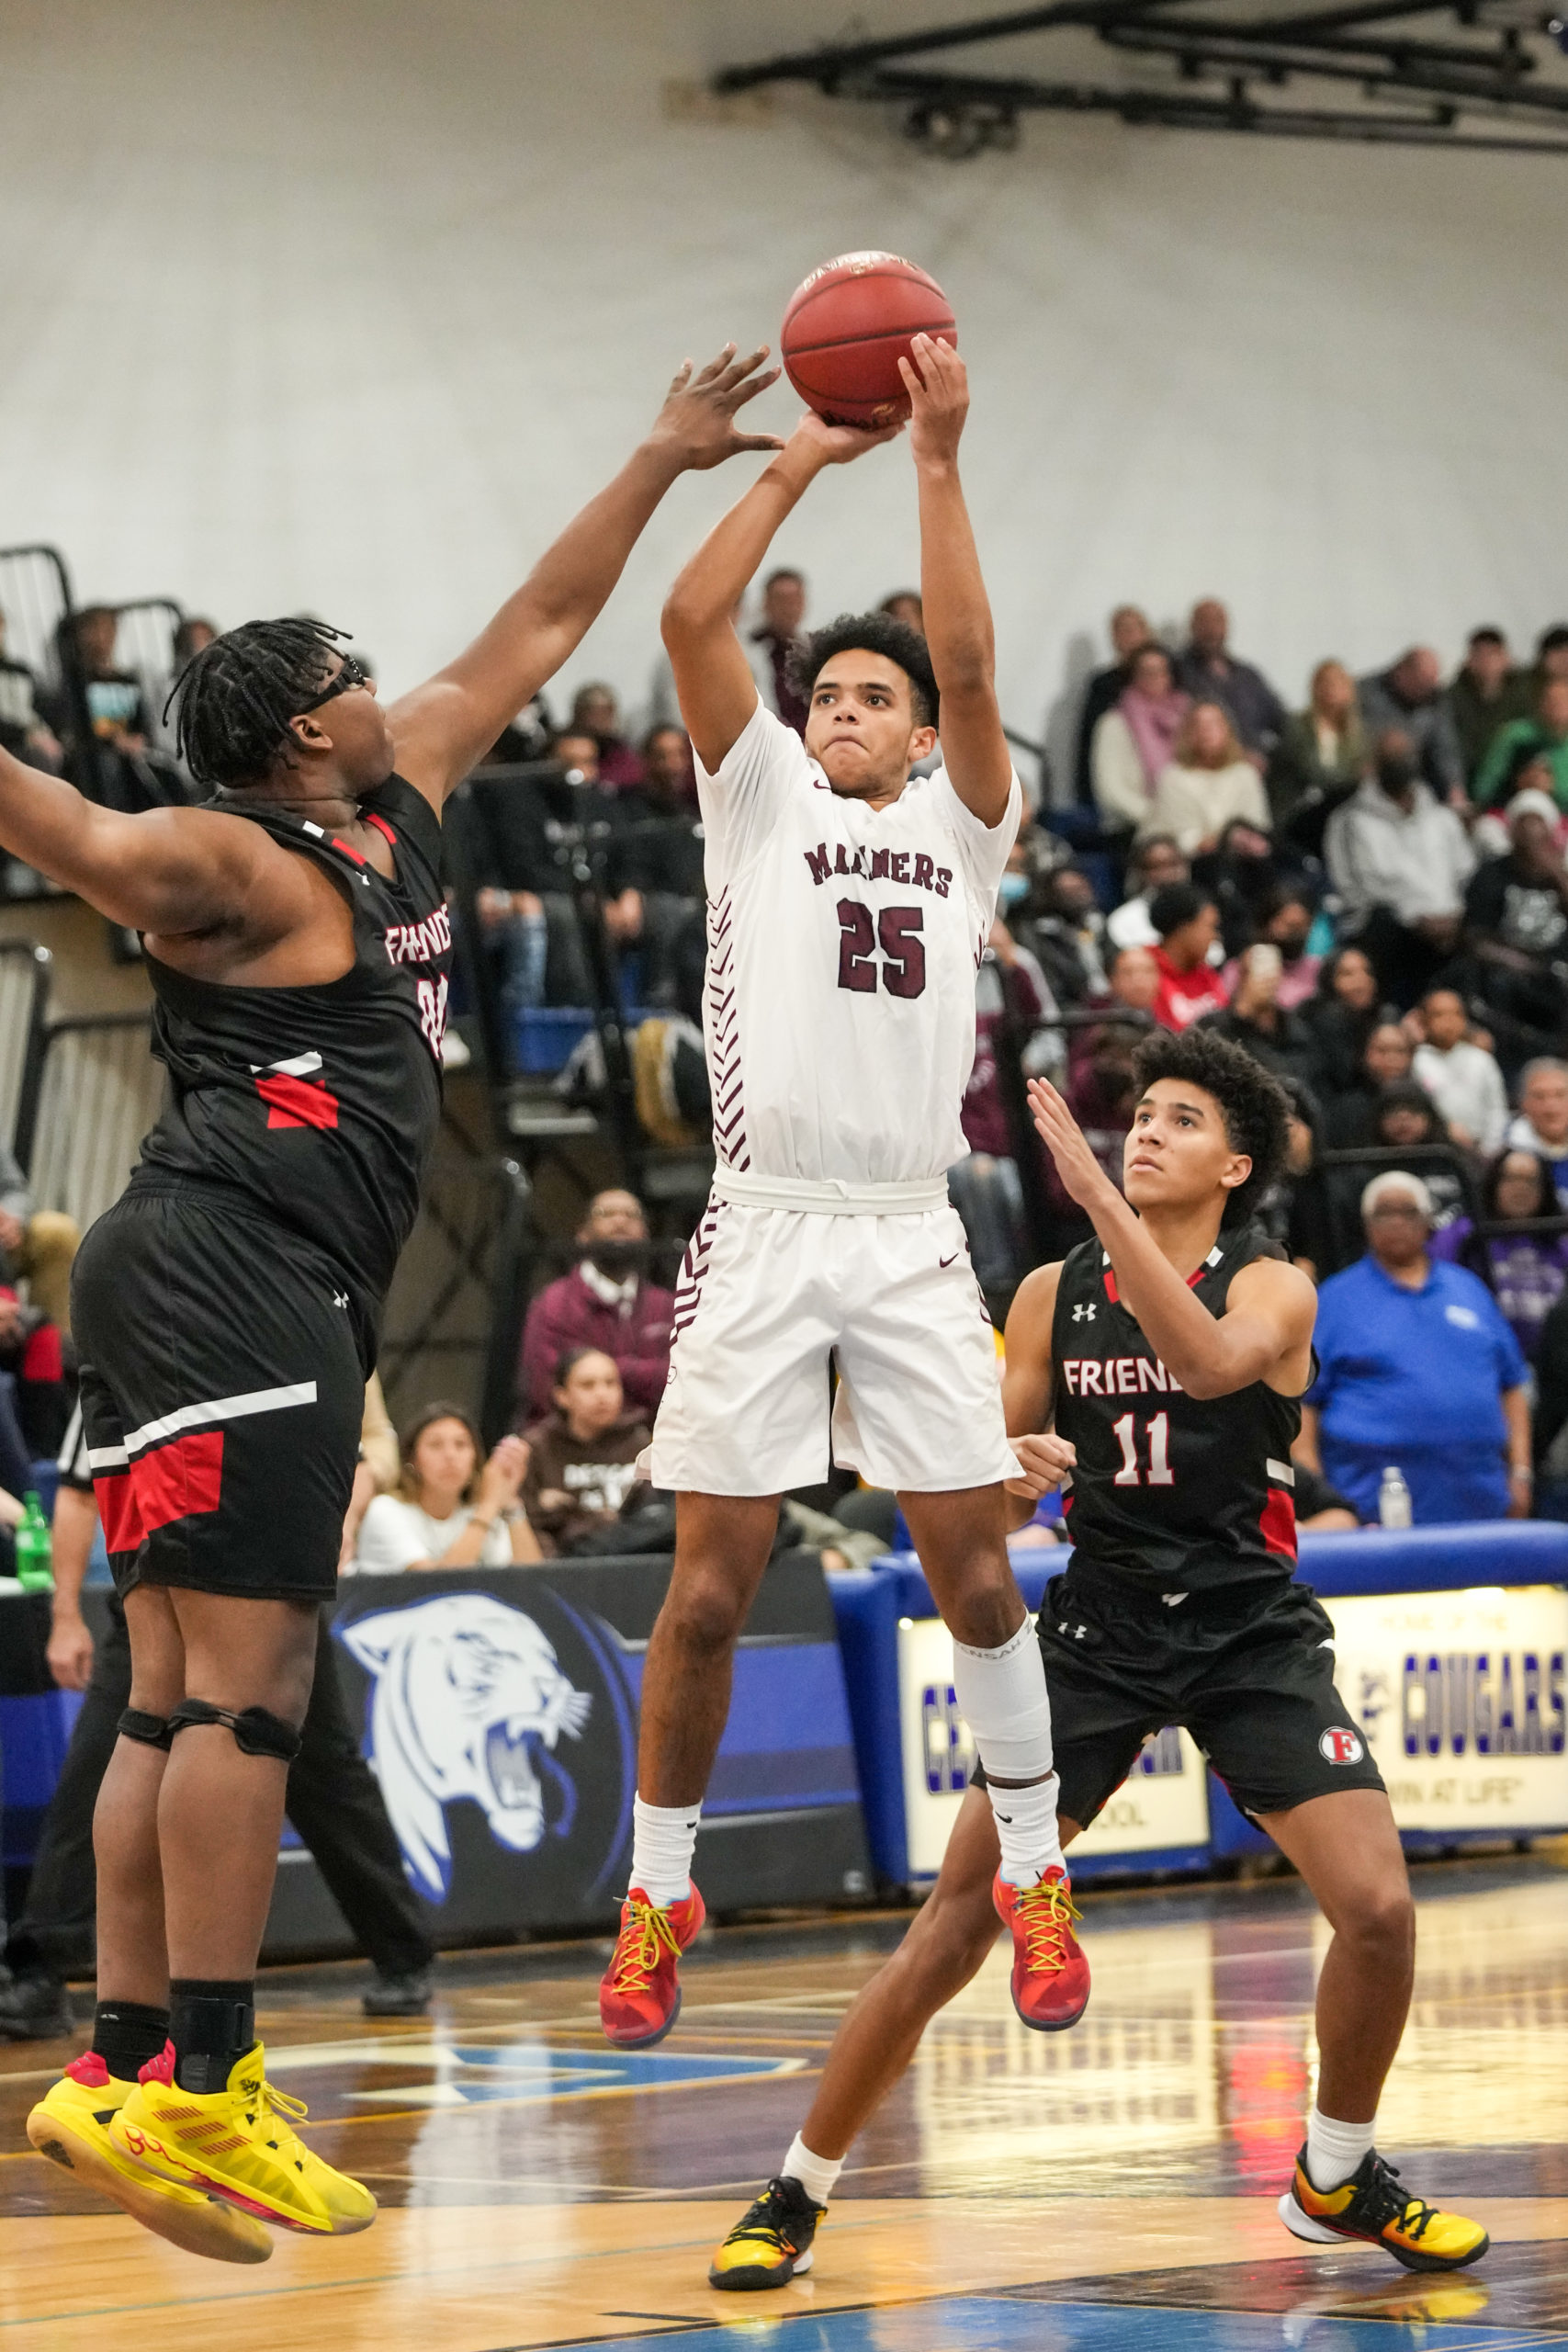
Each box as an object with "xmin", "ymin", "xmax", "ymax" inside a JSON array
[
  {"xmin": 1028, "ymin": 1076, "xmax": 1117, "ymax": 1212},
  {"xmin": 1005, "ymin": 1431, "xmax": 1077, "ymax": 1501},
  {"xmin": 898, "ymin": 334, "xmax": 967, "ymax": 468},
  {"xmin": 649, "ymin": 345, "xmax": 787, "ymax": 471}
]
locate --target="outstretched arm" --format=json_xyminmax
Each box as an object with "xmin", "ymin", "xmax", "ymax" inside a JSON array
[
  {"xmin": 0, "ymin": 744, "xmax": 278, "ymax": 934},
  {"xmin": 1027, "ymin": 1076, "xmax": 1317, "ymax": 1399},
  {"xmin": 388, "ymin": 347, "xmax": 786, "ymax": 809},
  {"xmin": 899, "ymin": 336, "xmax": 1012, "ymax": 828},
  {"xmin": 662, "ymin": 411, "xmax": 901, "ymax": 773}
]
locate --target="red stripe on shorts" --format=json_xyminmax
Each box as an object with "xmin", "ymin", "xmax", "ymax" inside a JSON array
[
  {"xmin": 94, "ymin": 1430, "xmax": 226, "ymax": 1555},
  {"xmin": 1259, "ymin": 1486, "xmax": 1297, "ymax": 1559},
  {"xmin": 255, "ymin": 1072, "xmax": 340, "ymax": 1130}
]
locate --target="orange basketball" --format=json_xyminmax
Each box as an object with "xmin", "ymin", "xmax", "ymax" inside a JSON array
[{"xmin": 780, "ymin": 251, "xmax": 957, "ymax": 429}]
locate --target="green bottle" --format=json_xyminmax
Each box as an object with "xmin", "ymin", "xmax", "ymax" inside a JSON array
[{"xmin": 15, "ymin": 1491, "xmax": 53, "ymax": 1592}]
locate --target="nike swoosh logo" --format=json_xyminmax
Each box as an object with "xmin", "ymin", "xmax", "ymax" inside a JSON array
[{"xmin": 939, "ymin": 1251, "xmax": 960, "ymax": 1268}]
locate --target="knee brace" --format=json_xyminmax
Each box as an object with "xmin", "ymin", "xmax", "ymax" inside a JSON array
[
  {"xmin": 165, "ymin": 1699, "xmax": 301, "ymax": 1763},
  {"xmin": 118, "ymin": 1707, "xmax": 175, "ymax": 1751}
]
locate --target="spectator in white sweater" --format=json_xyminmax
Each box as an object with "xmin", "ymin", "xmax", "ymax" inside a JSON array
[
  {"xmin": 1412, "ymin": 987, "xmax": 1509, "ymax": 1152},
  {"xmin": 1144, "ymin": 701, "xmax": 1270, "ymax": 854},
  {"xmin": 1091, "ymin": 645, "xmax": 1190, "ymax": 834}
]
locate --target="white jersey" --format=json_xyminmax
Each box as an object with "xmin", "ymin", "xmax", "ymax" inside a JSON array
[{"xmin": 697, "ymin": 701, "xmax": 1021, "ymax": 1187}]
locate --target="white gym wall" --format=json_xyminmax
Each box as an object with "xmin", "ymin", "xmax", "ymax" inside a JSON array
[{"xmin": 3, "ymin": 0, "xmax": 1565, "ymax": 789}]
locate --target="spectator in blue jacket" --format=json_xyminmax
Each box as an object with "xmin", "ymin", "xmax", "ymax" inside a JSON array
[{"xmin": 1298, "ymin": 1169, "xmax": 1532, "ymax": 1524}]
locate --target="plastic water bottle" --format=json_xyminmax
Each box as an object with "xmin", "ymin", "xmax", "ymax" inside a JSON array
[
  {"xmin": 14, "ymin": 1492, "xmax": 53, "ymax": 1591},
  {"xmin": 1378, "ymin": 1465, "xmax": 1412, "ymax": 1530}
]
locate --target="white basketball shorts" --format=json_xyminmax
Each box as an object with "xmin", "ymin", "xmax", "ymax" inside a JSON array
[{"xmin": 648, "ymin": 1194, "xmax": 1017, "ymax": 1496}]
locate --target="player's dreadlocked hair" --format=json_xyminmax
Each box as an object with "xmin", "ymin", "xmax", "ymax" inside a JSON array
[
  {"xmin": 166, "ymin": 617, "xmax": 349, "ymax": 790},
  {"xmin": 788, "ymin": 611, "xmax": 940, "ymax": 729},
  {"xmin": 1131, "ymin": 1024, "xmax": 1292, "ymax": 1227}
]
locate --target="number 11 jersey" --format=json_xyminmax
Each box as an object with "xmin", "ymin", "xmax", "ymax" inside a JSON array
[
  {"xmin": 696, "ymin": 701, "xmax": 1021, "ymax": 1186},
  {"xmin": 1051, "ymin": 1226, "xmax": 1305, "ymax": 1597}
]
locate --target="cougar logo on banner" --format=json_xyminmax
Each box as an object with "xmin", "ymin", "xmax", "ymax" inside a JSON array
[{"xmin": 339, "ymin": 1594, "xmax": 592, "ymax": 1901}]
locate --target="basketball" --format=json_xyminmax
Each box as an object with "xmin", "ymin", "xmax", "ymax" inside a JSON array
[{"xmin": 780, "ymin": 250, "xmax": 957, "ymax": 429}]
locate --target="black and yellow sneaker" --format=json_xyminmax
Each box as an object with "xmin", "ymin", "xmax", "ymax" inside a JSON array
[
  {"xmin": 1279, "ymin": 2145, "xmax": 1489, "ymax": 2273},
  {"xmin": 708, "ymin": 2175, "xmax": 826, "ymax": 2290}
]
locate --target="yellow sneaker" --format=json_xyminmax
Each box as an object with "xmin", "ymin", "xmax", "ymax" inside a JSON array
[
  {"xmin": 28, "ymin": 2047, "xmax": 272, "ymax": 2265},
  {"xmin": 108, "ymin": 2041, "xmax": 377, "ymax": 2236},
  {"xmin": 1280, "ymin": 2145, "xmax": 1489, "ymax": 2273}
]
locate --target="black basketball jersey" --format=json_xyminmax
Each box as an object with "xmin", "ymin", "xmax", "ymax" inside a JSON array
[
  {"xmin": 133, "ymin": 775, "xmax": 451, "ymax": 1334},
  {"xmin": 1051, "ymin": 1223, "xmax": 1303, "ymax": 1596}
]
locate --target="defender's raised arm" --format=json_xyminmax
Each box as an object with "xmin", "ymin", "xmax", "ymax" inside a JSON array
[{"xmin": 388, "ymin": 345, "xmax": 785, "ymax": 808}]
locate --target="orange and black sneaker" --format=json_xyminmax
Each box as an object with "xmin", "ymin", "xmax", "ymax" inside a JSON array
[
  {"xmin": 709, "ymin": 2174, "xmax": 826, "ymax": 2290},
  {"xmin": 1280, "ymin": 2146, "xmax": 1490, "ymax": 2272},
  {"xmin": 992, "ymin": 1865, "xmax": 1089, "ymax": 2031},
  {"xmin": 598, "ymin": 1882, "xmax": 706, "ymax": 2047}
]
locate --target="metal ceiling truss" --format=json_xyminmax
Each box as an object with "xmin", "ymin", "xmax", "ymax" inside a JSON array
[{"xmin": 713, "ymin": 0, "xmax": 1568, "ymax": 152}]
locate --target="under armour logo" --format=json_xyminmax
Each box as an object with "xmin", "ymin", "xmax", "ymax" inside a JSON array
[
  {"xmin": 1059, "ymin": 1622, "xmax": 1089, "ymax": 1641},
  {"xmin": 1072, "ymin": 1302, "xmax": 1096, "ymax": 1322},
  {"xmin": 333, "ymin": 1291, "xmax": 350, "ymax": 1309}
]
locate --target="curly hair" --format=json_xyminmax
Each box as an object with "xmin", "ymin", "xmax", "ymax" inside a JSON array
[
  {"xmin": 166, "ymin": 616, "xmax": 348, "ymax": 790},
  {"xmin": 1131, "ymin": 1025, "xmax": 1292, "ymax": 1227},
  {"xmin": 787, "ymin": 610, "xmax": 940, "ymax": 729}
]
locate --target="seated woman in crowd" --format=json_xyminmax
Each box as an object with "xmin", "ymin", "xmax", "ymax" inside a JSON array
[
  {"xmin": 1430, "ymin": 1147, "xmax": 1568, "ymax": 1363},
  {"xmin": 1320, "ymin": 1018, "xmax": 1415, "ymax": 1146},
  {"xmin": 354, "ymin": 1403, "xmax": 541, "ymax": 1572},
  {"xmin": 1301, "ymin": 1169, "xmax": 1530, "ymax": 1526},
  {"xmin": 1297, "ymin": 943, "xmax": 1386, "ymax": 1098},
  {"xmin": 1145, "ymin": 702, "xmax": 1270, "ymax": 855},
  {"xmin": 521, "ymin": 1347, "xmax": 652, "ymax": 1557},
  {"xmin": 1266, "ymin": 658, "xmax": 1366, "ymax": 842},
  {"xmin": 1090, "ymin": 643, "xmax": 1189, "ymax": 834}
]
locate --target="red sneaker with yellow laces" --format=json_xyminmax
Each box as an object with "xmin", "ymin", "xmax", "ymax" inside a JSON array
[
  {"xmin": 598, "ymin": 1883, "xmax": 706, "ymax": 2047},
  {"xmin": 992, "ymin": 1865, "xmax": 1090, "ymax": 2030}
]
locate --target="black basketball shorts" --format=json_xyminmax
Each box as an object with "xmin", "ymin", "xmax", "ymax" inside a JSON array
[
  {"xmin": 72, "ymin": 1182, "xmax": 367, "ymax": 1605},
  {"xmin": 1008, "ymin": 1564, "xmax": 1386, "ymax": 1827}
]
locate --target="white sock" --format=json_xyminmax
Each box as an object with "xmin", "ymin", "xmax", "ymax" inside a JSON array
[
  {"xmin": 629, "ymin": 1793, "xmax": 701, "ymax": 1907},
  {"xmin": 987, "ymin": 1769, "xmax": 1066, "ymax": 1887},
  {"xmin": 1304, "ymin": 2105, "xmax": 1375, "ymax": 2191},
  {"xmin": 951, "ymin": 1618, "xmax": 1061, "ymax": 1884},
  {"xmin": 784, "ymin": 2132, "xmax": 842, "ymax": 2208}
]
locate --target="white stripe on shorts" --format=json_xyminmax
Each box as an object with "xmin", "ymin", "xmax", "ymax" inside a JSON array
[{"xmin": 85, "ymin": 1380, "xmax": 320, "ymax": 1470}]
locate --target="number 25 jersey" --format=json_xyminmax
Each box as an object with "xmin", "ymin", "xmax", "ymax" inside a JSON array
[
  {"xmin": 1051, "ymin": 1225, "xmax": 1305, "ymax": 1596},
  {"xmin": 695, "ymin": 701, "xmax": 1021, "ymax": 1185}
]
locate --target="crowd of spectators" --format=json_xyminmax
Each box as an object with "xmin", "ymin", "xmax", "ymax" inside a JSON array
[
  {"xmin": 454, "ymin": 581, "xmax": 1568, "ymax": 1543},
  {"xmin": 13, "ymin": 576, "xmax": 1568, "ymax": 1546}
]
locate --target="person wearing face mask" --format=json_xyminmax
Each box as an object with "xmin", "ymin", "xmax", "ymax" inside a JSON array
[
  {"xmin": 1323, "ymin": 729, "xmax": 1476, "ymax": 1008},
  {"xmin": 517, "ymin": 1187, "xmax": 675, "ymax": 1420}
]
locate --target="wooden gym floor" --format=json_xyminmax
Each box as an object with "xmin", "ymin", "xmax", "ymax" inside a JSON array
[{"xmin": 2, "ymin": 1850, "xmax": 1566, "ymax": 2351}]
